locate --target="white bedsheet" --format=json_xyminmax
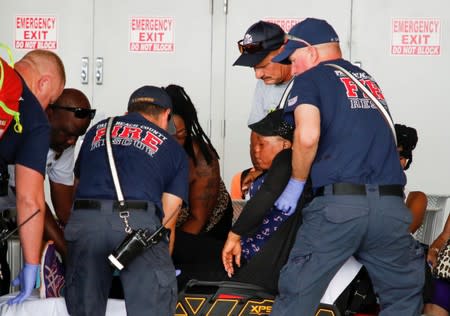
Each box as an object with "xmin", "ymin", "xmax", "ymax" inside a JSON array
[
  {"xmin": 0, "ymin": 290, "xmax": 127, "ymax": 316},
  {"xmin": 320, "ymin": 256, "xmax": 363, "ymax": 304}
]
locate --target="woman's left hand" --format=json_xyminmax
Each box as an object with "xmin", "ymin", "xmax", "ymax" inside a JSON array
[{"xmin": 222, "ymin": 232, "xmax": 242, "ymax": 277}]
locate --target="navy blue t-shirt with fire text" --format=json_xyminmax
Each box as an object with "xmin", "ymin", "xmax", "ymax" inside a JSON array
[
  {"xmin": 75, "ymin": 112, "xmax": 189, "ymax": 211},
  {"xmin": 284, "ymin": 58, "xmax": 405, "ymax": 188}
]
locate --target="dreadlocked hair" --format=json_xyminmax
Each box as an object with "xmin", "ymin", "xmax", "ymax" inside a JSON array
[{"xmin": 164, "ymin": 84, "xmax": 219, "ymax": 166}]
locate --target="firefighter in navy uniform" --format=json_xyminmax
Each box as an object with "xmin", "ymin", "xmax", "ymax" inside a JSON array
[
  {"xmin": 270, "ymin": 18, "xmax": 424, "ymax": 315},
  {"xmin": 64, "ymin": 86, "xmax": 189, "ymax": 316},
  {"xmin": 0, "ymin": 49, "xmax": 65, "ymax": 302}
]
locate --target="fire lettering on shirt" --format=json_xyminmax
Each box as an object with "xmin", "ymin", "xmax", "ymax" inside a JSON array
[
  {"xmin": 340, "ymin": 78, "xmax": 358, "ymax": 97},
  {"xmin": 118, "ymin": 126, "xmax": 142, "ymax": 139},
  {"xmin": 142, "ymin": 131, "xmax": 163, "ymax": 152},
  {"xmin": 91, "ymin": 123, "xmax": 165, "ymax": 154},
  {"xmin": 364, "ymin": 80, "xmax": 385, "ymax": 100},
  {"xmin": 93, "ymin": 127, "xmax": 106, "ymax": 143},
  {"xmin": 111, "ymin": 125, "xmax": 121, "ymax": 137},
  {"xmin": 340, "ymin": 78, "xmax": 385, "ymax": 101}
]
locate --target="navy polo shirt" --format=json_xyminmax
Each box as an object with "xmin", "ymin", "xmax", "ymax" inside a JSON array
[
  {"xmin": 0, "ymin": 79, "xmax": 50, "ymax": 176},
  {"xmin": 284, "ymin": 58, "xmax": 405, "ymax": 188},
  {"xmin": 75, "ymin": 112, "xmax": 189, "ymax": 211}
]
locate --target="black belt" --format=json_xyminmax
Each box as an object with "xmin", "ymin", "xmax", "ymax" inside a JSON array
[
  {"xmin": 73, "ymin": 200, "xmax": 148, "ymax": 211},
  {"xmin": 315, "ymin": 183, "xmax": 404, "ymax": 197}
]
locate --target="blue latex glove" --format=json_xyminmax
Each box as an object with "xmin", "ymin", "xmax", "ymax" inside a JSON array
[
  {"xmin": 275, "ymin": 178, "xmax": 306, "ymax": 216},
  {"xmin": 7, "ymin": 263, "xmax": 40, "ymax": 305}
]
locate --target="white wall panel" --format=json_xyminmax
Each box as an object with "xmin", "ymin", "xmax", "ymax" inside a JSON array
[{"xmin": 351, "ymin": 0, "xmax": 450, "ymax": 195}]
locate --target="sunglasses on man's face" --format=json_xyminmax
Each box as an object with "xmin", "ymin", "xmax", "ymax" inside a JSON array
[{"xmin": 50, "ymin": 104, "xmax": 96, "ymax": 119}]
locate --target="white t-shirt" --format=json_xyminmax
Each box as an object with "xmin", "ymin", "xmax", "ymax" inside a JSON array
[
  {"xmin": 46, "ymin": 146, "xmax": 75, "ymax": 185},
  {"xmin": 247, "ymin": 79, "xmax": 289, "ymax": 125},
  {"xmin": 9, "ymin": 146, "xmax": 75, "ymax": 186}
]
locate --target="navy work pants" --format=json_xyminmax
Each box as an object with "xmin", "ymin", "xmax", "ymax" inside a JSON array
[
  {"xmin": 64, "ymin": 202, "xmax": 177, "ymax": 316},
  {"xmin": 272, "ymin": 184, "xmax": 424, "ymax": 316}
]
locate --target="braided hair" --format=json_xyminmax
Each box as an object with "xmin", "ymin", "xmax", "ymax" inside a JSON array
[
  {"xmin": 395, "ymin": 123, "xmax": 418, "ymax": 170},
  {"xmin": 164, "ymin": 84, "xmax": 219, "ymax": 166}
]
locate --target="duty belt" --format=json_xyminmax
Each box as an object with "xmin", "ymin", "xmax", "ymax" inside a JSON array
[
  {"xmin": 73, "ymin": 199, "xmax": 148, "ymax": 211},
  {"xmin": 315, "ymin": 183, "xmax": 404, "ymax": 197}
]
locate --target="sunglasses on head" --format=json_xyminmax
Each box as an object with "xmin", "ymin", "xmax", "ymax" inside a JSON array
[
  {"xmin": 50, "ymin": 104, "xmax": 96, "ymax": 119},
  {"xmin": 237, "ymin": 36, "xmax": 284, "ymax": 54},
  {"xmin": 238, "ymin": 40, "xmax": 265, "ymax": 54}
]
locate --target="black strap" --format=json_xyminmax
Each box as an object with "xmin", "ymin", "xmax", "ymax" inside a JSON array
[
  {"xmin": 73, "ymin": 200, "xmax": 148, "ymax": 211},
  {"xmin": 315, "ymin": 183, "xmax": 403, "ymax": 197}
]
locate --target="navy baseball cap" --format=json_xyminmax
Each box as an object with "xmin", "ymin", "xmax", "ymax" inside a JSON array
[
  {"xmin": 128, "ymin": 85, "xmax": 176, "ymax": 134},
  {"xmin": 233, "ymin": 21, "xmax": 285, "ymax": 67},
  {"xmin": 249, "ymin": 109, "xmax": 293, "ymax": 141},
  {"xmin": 272, "ymin": 18, "xmax": 339, "ymax": 64},
  {"xmin": 128, "ymin": 85, "xmax": 172, "ymax": 110}
]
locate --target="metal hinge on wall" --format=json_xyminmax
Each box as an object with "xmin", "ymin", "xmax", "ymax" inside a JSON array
[
  {"xmin": 210, "ymin": 0, "xmax": 228, "ymax": 15},
  {"xmin": 222, "ymin": 119, "xmax": 226, "ymax": 139},
  {"xmin": 224, "ymin": 0, "xmax": 228, "ymax": 14}
]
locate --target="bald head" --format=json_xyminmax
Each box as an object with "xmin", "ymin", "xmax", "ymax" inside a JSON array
[
  {"xmin": 55, "ymin": 88, "xmax": 91, "ymax": 110},
  {"xmin": 47, "ymin": 88, "xmax": 94, "ymax": 155},
  {"xmin": 315, "ymin": 42, "xmax": 342, "ymax": 61},
  {"xmin": 15, "ymin": 49, "xmax": 66, "ymax": 109},
  {"xmin": 289, "ymin": 42, "xmax": 342, "ymax": 76}
]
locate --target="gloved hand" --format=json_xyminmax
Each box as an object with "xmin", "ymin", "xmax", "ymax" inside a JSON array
[
  {"xmin": 275, "ymin": 178, "xmax": 306, "ymax": 216},
  {"xmin": 7, "ymin": 263, "xmax": 40, "ymax": 305}
]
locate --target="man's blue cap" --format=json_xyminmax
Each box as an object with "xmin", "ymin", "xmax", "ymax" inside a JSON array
[
  {"xmin": 128, "ymin": 85, "xmax": 172, "ymax": 110},
  {"xmin": 128, "ymin": 85, "xmax": 176, "ymax": 134},
  {"xmin": 272, "ymin": 18, "xmax": 339, "ymax": 64}
]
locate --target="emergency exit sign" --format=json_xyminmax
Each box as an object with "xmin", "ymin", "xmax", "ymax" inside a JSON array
[
  {"xmin": 391, "ymin": 18, "xmax": 441, "ymax": 56},
  {"xmin": 129, "ymin": 17, "xmax": 174, "ymax": 52},
  {"xmin": 15, "ymin": 15, "xmax": 58, "ymax": 50}
]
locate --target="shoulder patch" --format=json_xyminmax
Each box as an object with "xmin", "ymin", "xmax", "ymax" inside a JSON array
[{"xmin": 287, "ymin": 95, "xmax": 298, "ymax": 107}]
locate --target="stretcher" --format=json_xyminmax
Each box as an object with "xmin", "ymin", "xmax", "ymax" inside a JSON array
[
  {"xmin": 176, "ymin": 280, "xmax": 343, "ymax": 316},
  {"xmin": 176, "ymin": 257, "xmax": 379, "ymax": 316}
]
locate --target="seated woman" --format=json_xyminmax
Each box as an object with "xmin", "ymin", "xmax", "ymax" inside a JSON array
[
  {"xmin": 164, "ymin": 84, "xmax": 233, "ymax": 289},
  {"xmin": 395, "ymin": 123, "xmax": 427, "ymax": 233},
  {"xmin": 222, "ymin": 109, "xmax": 314, "ymax": 292},
  {"xmin": 222, "ymin": 110, "xmax": 372, "ymax": 314}
]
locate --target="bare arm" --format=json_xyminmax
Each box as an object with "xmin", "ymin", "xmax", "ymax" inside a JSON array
[
  {"xmin": 43, "ymin": 203, "xmax": 67, "ymax": 259},
  {"xmin": 291, "ymin": 104, "xmax": 321, "ymax": 181},
  {"xmin": 180, "ymin": 148, "xmax": 220, "ymax": 234},
  {"xmin": 162, "ymin": 192, "xmax": 182, "ymax": 254},
  {"xmin": 49, "ymin": 180, "xmax": 74, "ymax": 225},
  {"xmin": 42, "ymin": 180, "xmax": 75, "ymax": 258},
  {"xmin": 406, "ymin": 191, "xmax": 427, "ymax": 233},
  {"xmin": 15, "ymin": 164, "xmax": 46, "ymax": 264}
]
